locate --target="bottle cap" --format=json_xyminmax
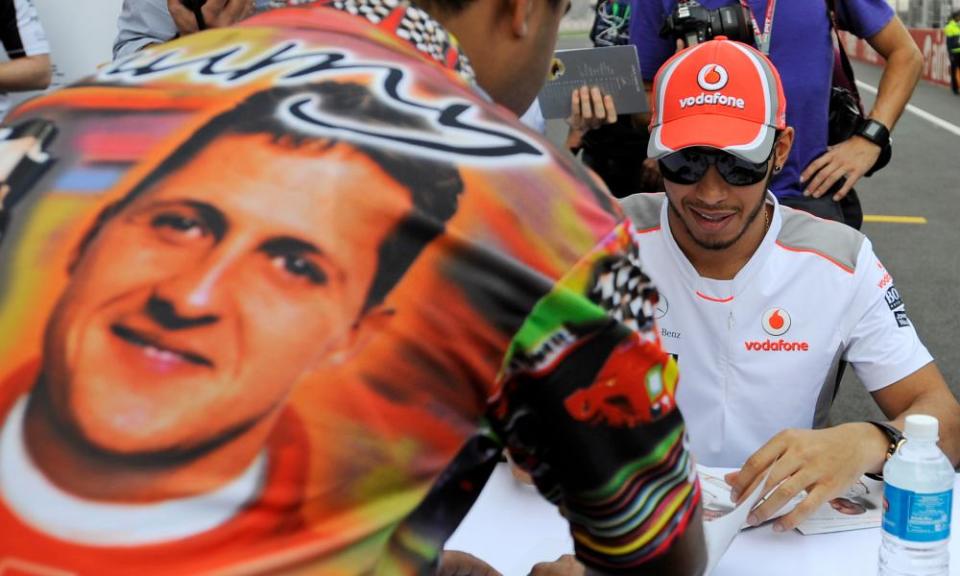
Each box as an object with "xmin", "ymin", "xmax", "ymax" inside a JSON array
[{"xmin": 904, "ymin": 414, "xmax": 939, "ymax": 442}]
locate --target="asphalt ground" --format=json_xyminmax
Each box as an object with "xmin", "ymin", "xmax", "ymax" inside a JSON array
[{"xmin": 551, "ymin": 34, "xmax": 960, "ymax": 426}]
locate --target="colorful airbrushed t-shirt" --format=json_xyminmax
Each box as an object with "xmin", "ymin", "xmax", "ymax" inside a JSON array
[
  {"xmin": 629, "ymin": 0, "xmax": 894, "ymax": 199},
  {"xmin": 0, "ymin": 1, "xmax": 699, "ymax": 574}
]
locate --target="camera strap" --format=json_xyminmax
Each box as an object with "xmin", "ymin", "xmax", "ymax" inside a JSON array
[
  {"xmin": 738, "ymin": 0, "xmax": 777, "ymax": 55},
  {"xmin": 825, "ymin": 0, "xmax": 863, "ymax": 110}
]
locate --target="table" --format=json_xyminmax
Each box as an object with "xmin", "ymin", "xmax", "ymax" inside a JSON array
[{"xmin": 444, "ymin": 464, "xmax": 960, "ymax": 576}]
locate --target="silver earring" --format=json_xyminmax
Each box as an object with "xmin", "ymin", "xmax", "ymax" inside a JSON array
[{"xmin": 774, "ymin": 165, "xmax": 783, "ymax": 174}]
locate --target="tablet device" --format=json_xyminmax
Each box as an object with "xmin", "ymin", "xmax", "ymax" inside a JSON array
[{"xmin": 537, "ymin": 44, "xmax": 647, "ymax": 120}]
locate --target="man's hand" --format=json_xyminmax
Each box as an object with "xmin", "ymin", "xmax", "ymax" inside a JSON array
[
  {"xmin": 529, "ymin": 555, "xmax": 585, "ymax": 576},
  {"xmin": 437, "ymin": 551, "xmax": 503, "ymax": 576},
  {"xmin": 799, "ymin": 136, "xmax": 882, "ymax": 201},
  {"xmin": 724, "ymin": 423, "xmax": 888, "ymax": 532},
  {"xmin": 167, "ymin": 0, "xmax": 255, "ymax": 35},
  {"xmin": 565, "ymin": 86, "xmax": 616, "ymax": 150}
]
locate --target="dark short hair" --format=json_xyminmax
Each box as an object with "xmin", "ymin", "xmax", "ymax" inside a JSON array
[{"xmin": 75, "ymin": 82, "xmax": 463, "ymax": 313}]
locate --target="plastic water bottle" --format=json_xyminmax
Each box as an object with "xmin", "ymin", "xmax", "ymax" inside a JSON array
[{"xmin": 878, "ymin": 414, "xmax": 954, "ymax": 576}]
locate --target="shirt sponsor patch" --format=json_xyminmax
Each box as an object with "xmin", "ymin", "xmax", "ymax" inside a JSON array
[
  {"xmin": 895, "ymin": 310, "xmax": 910, "ymax": 328},
  {"xmin": 744, "ymin": 339, "xmax": 809, "ymax": 352},
  {"xmin": 885, "ymin": 286, "xmax": 903, "ymax": 310},
  {"xmin": 661, "ymin": 327, "xmax": 681, "ymax": 340}
]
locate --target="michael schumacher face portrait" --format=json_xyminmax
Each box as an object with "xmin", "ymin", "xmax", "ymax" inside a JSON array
[{"xmin": 38, "ymin": 134, "xmax": 406, "ymax": 464}]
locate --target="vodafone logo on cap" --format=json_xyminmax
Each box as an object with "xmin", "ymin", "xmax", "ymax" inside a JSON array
[
  {"xmin": 762, "ymin": 308, "xmax": 791, "ymax": 336},
  {"xmin": 697, "ymin": 64, "xmax": 729, "ymax": 91}
]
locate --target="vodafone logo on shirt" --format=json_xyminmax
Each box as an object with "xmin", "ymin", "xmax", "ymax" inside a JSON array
[
  {"xmin": 745, "ymin": 308, "xmax": 809, "ymax": 352},
  {"xmin": 762, "ymin": 308, "xmax": 790, "ymax": 336}
]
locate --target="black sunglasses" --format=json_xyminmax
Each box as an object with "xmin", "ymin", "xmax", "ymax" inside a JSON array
[{"xmin": 658, "ymin": 147, "xmax": 773, "ymax": 187}]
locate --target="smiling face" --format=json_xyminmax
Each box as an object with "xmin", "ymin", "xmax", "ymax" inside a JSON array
[
  {"xmin": 41, "ymin": 134, "xmax": 411, "ymax": 456},
  {"xmin": 664, "ymin": 130, "xmax": 793, "ymax": 252},
  {"xmin": 665, "ymin": 163, "xmax": 769, "ymax": 251}
]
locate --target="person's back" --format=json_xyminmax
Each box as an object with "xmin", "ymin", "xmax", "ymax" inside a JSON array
[{"xmin": 0, "ymin": 2, "xmax": 703, "ymax": 574}]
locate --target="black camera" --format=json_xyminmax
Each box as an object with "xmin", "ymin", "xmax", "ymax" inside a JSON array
[{"xmin": 660, "ymin": 1, "xmax": 753, "ymax": 48}]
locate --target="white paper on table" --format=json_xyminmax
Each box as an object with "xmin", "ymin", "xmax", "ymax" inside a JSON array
[
  {"xmin": 445, "ymin": 464, "xmax": 573, "ymax": 574},
  {"xmin": 795, "ymin": 477, "xmax": 884, "ymax": 535},
  {"xmin": 703, "ymin": 468, "xmax": 771, "ymax": 575}
]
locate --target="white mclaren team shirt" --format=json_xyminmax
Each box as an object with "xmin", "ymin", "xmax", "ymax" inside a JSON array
[
  {"xmin": 0, "ymin": 0, "xmax": 49, "ymax": 120},
  {"xmin": 621, "ymin": 193, "xmax": 933, "ymax": 467}
]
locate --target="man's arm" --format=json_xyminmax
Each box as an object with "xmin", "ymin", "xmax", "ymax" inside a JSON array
[
  {"xmin": 726, "ymin": 363, "xmax": 960, "ymax": 531},
  {"xmin": 0, "ymin": 0, "xmax": 50, "ymax": 90},
  {"xmin": 113, "ymin": 0, "xmax": 178, "ymax": 60},
  {"xmin": 0, "ymin": 52, "xmax": 50, "ymax": 91},
  {"xmin": 871, "ymin": 362, "xmax": 960, "ymax": 465},
  {"xmin": 113, "ymin": 0, "xmax": 255, "ymax": 61},
  {"xmin": 488, "ymin": 223, "xmax": 705, "ymax": 575},
  {"xmin": 727, "ymin": 236, "xmax": 959, "ymax": 531},
  {"xmin": 166, "ymin": 0, "xmax": 255, "ymax": 37},
  {"xmin": 801, "ymin": 16, "xmax": 922, "ymax": 201}
]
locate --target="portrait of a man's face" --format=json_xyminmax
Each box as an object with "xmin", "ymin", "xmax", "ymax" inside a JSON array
[
  {"xmin": 40, "ymin": 133, "xmax": 415, "ymax": 457},
  {"xmin": 829, "ymin": 497, "xmax": 867, "ymax": 516}
]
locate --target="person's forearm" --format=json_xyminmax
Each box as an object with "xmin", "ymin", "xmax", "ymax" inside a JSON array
[
  {"xmin": 868, "ymin": 44, "xmax": 922, "ymax": 132},
  {"xmin": 888, "ymin": 390, "xmax": 960, "ymax": 466},
  {"xmin": 0, "ymin": 55, "xmax": 52, "ymax": 92},
  {"xmin": 583, "ymin": 506, "xmax": 706, "ymax": 576}
]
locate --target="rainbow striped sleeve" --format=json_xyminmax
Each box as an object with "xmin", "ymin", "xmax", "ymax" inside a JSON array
[{"xmin": 488, "ymin": 220, "xmax": 701, "ymax": 571}]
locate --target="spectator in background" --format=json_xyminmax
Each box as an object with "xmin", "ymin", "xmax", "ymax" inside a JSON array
[
  {"xmin": 114, "ymin": 0, "xmax": 302, "ymax": 60},
  {"xmin": 579, "ymin": 0, "xmax": 663, "ymax": 197},
  {"xmin": 629, "ymin": 1, "xmax": 922, "ymax": 227},
  {"xmin": 945, "ymin": 9, "xmax": 960, "ymax": 95},
  {"xmin": 0, "ymin": 0, "xmax": 51, "ymax": 121}
]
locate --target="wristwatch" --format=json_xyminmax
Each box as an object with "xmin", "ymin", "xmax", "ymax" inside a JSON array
[
  {"xmin": 865, "ymin": 420, "xmax": 905, "ymax": 480},
  {"xmin": 856, "ymin": 118, "xmax": 891, "ymax": 149}
]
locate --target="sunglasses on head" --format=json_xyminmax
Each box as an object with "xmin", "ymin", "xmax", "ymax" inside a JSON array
[{"xmin": 658, "ymin": 147, "xmax": 773, "ymax": 187}]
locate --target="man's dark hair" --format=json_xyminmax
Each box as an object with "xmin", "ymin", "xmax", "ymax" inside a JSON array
[{"xmin": 75, "ymin": 82, "xmax": 463, "ymax": 313}]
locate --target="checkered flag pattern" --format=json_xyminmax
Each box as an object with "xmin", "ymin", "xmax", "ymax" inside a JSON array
[
  {"xmin": 589, "ymin": 243, "xmax": 659, "ymax": 335},
  {"xmin": 326, "ymin": 0, "xmax": 398, "ymax": 22},
  {"xmin": 323, "ymin": 0, "xmax": 477, "ymax": 83}
]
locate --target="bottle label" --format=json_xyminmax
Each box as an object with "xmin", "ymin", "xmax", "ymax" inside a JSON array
[{"xmin": 883, "ymin": 484, "xmax": 953, "ymax": 542}]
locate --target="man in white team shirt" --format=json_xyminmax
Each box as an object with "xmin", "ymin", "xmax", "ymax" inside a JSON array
[
  {"xmin": 622, "ymin": 37, "xmax": 960, "ymax": 532},
  {"xmin": 0, "ymin": 0, "xmax": 51, "ymax": 121}
]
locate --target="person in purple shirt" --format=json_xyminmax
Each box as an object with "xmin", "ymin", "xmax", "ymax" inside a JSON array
[{"xmin": 628, "ymin": 0, "xmax": 921, "ymax": 226}]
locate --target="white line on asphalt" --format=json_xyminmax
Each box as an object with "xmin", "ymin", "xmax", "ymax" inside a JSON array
[{"xmin": 856, "ymin": 80, "xmax": 960, "ymax": 138}]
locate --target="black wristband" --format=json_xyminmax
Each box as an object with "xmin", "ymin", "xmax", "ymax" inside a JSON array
[
  {"xmin": 856, "ymin": 118, "xmax": 890, "ymax": 149},
  {"xmin": 192, "ymin": 6, "xmax": 207, "ymax": 30}
]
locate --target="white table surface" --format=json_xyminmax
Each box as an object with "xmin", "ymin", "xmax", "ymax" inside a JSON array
[{"xmin": 445, "ymin": 463, "xmax": 960, "ymax": 576}]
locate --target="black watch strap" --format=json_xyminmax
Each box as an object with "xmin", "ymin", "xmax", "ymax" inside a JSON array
[
  {"xmin": 192, "ymin": 5, "xmax": 207, "ymax": 30},
  {"xmin": 865, "ymin": 420, "xmax": 904, "ymax": 480},
  {"xmin": 856, "ymin": 118, "xmax": 890, "ymax": 149}
]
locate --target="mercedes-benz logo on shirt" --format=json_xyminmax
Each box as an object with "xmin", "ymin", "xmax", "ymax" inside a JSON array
[
  {"xmin": 762, "ymin": 308, "xmax": 791, "ymax": 336},
  {"xmin": 655, "ymin": 294, "xmax": 669, "ymax": 319}
]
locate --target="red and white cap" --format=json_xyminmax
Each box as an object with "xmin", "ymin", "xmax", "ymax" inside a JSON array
[{"xmin": 647, "ymin": 37, "xmax": 787, "ymax": 163}]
